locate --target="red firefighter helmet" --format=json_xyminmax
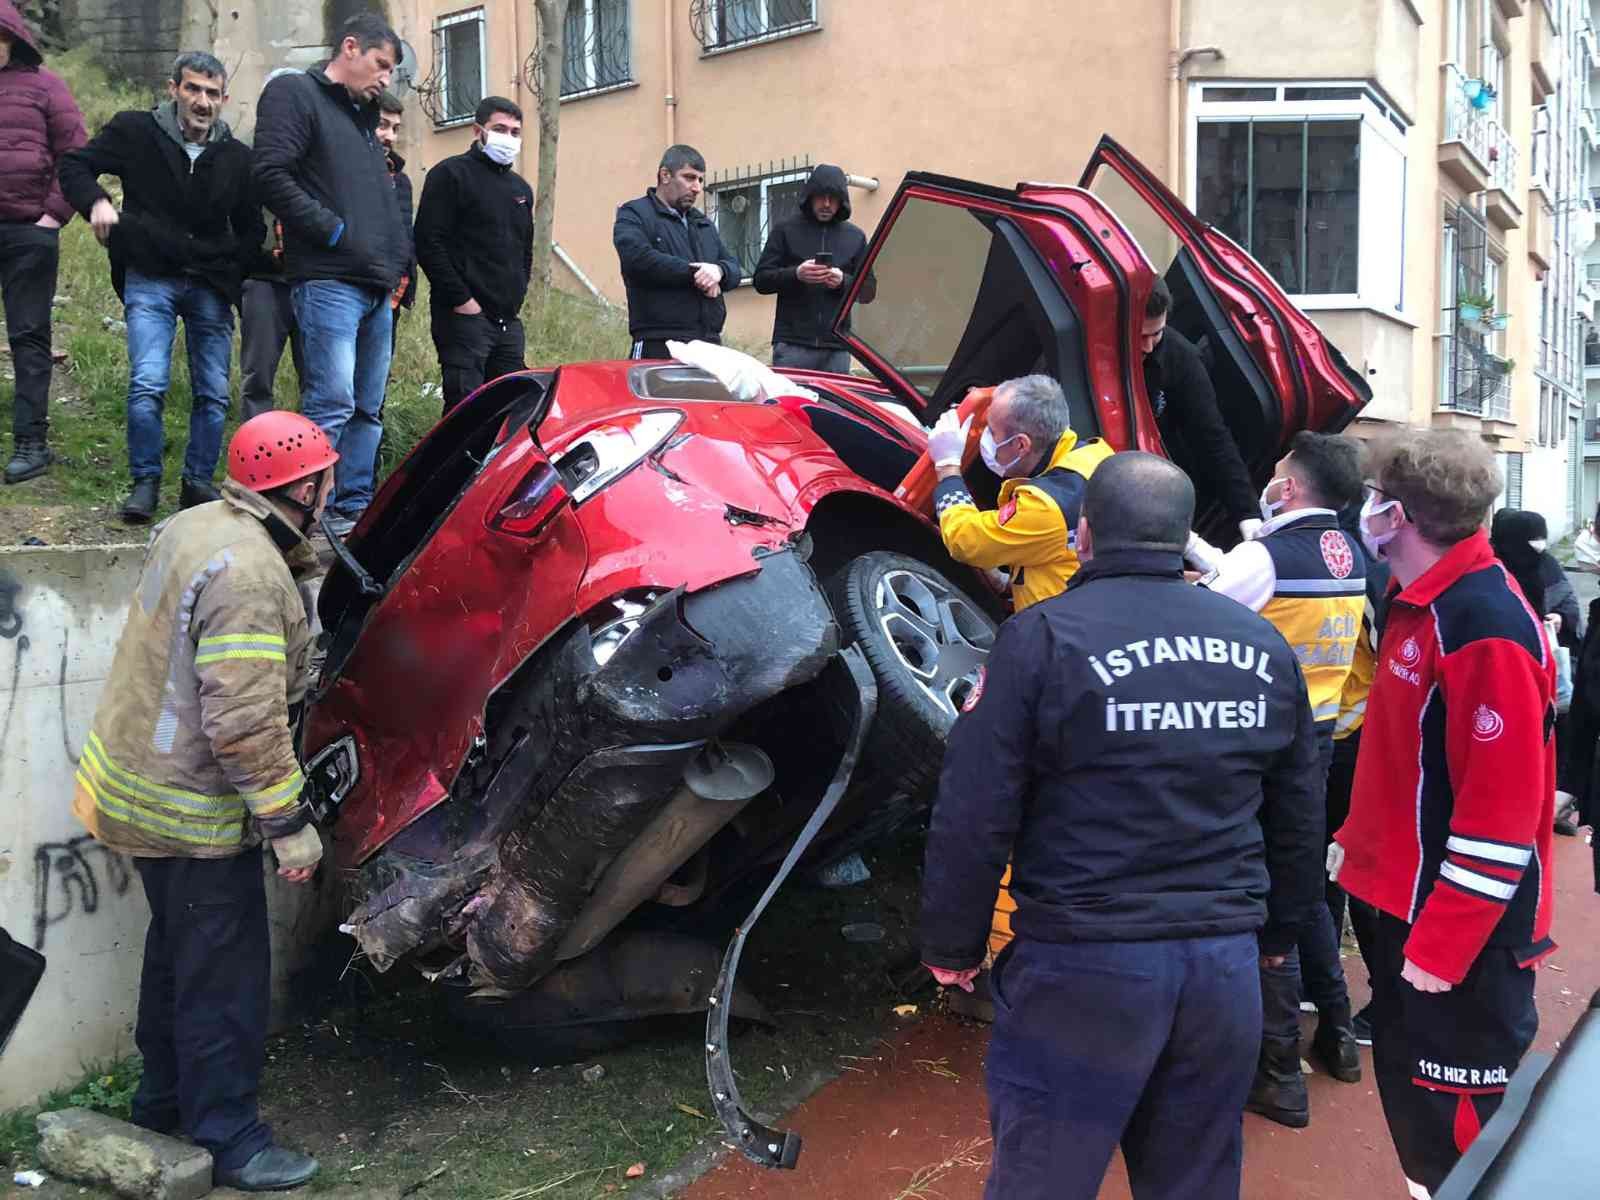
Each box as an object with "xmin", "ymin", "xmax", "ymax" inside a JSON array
[{"xmin": 227, "ymin": 412, "xmax": 339, "ymax": 491}]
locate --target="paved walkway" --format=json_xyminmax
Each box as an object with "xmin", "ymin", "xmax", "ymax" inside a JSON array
[{"xmin": 682, "ymin": 833, "xmax": 1599, "ymax": 1200}]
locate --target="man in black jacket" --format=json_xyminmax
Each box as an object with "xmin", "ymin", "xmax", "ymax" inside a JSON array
[
  {"xmin": 252, "ymin": 12, "xmax": 408, "ymax": 536},
  {"xmin": 1142, "ymin": 278, "xmax": 1261, "ymax": 544},
  {"xmin": 60, "ymin": 51, "xmax": 265, "ymax": 523},
  {"xmin": 612, "ymin": 144, "xmax": 742, "ymax": 358},
  {"xmin": 414, "ymin": 96, "xmax": 532, "ymax": 413},
  {"xmin": 922, "ymin": 452, "xmax": 1322, "ymax": 1200},
  {"xmin": 752, "ymin": 163, "xmax": 874, "ymax": 373},
  {"xmin": 374, "ymin": 90, "xmax": 416, "ymax": 356}
]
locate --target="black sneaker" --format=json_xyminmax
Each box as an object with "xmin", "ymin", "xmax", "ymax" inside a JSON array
[
  {"xmin": 1311, "ymin": 1021, "xmax": 1363, "ymax": 1083},
  {"xmin": 4, "ymin": 435, "xmax": 52, "ymax": 484},
  {"xmin": 1245, "ymin": 1042, "xmax": 1310, "ymax": 1128},
  {"xmin": 1352, "ymin": 1007, "xmax": 1374, "ymax": 1047},
  {"xmin": 120, "ymin": 478, "xmax": 160, "ymax": 525}
]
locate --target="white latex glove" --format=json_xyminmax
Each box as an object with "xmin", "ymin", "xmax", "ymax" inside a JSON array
[
  {"xmin": 1326, "ymin": 841, "xmax": 1345, "ymax": 882},
  {"xmin": 1238, "ymin": 517, "xmax": 1264, "ymax": 541},
  {"xmin": 927, "ymin": 410, "xmax": 972, "ymax": 468}
]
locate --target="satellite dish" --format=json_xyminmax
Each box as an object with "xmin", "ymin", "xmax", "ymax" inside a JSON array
[{"xmin": 394, "ymin": 39, "xmax": 418, "ymax": 91}]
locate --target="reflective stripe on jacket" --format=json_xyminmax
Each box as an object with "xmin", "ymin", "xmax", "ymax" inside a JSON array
[
  {"xmin": 73, "ymin": 481, "xmax": 319, "ymax": 857},
  {"xmin": 933, "ymin": 428, "xmax": 1116, "ymax": 612}
]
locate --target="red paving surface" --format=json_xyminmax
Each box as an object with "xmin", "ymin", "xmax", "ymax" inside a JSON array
[{"xmin": 682, "ymin": 834, "xmax": 1599, "ymax": 1200}]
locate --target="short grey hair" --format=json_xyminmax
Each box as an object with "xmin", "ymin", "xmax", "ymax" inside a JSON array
[
  {"xmin": 172, "ymin": 51, "xmax": 226, "ymax": 86},
  {"xmin": 998, "ymin": 374, "xmax": 1072, "ymax": 447}
]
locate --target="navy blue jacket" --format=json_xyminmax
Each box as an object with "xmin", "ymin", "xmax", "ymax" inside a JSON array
[
  {"xmin": 611, "ymin": 189, "xmax": 742, "ymax": 342},
  {"xmin": 920, "ymin": 548, "xmax": 1325, "ymax": 970}
]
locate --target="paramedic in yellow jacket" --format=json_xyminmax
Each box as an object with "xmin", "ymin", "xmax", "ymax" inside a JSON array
[
  {"xmin": 927, "ymin": 373, "xmax": 1114, "ymax": 612},
  {"xmin": 73, "ymin": 411, "xmax": 337, "ymax": 1193}
]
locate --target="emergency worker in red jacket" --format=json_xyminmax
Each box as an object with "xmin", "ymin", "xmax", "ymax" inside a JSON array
[{"xmin": 1333, "ymin": 429, "xmax": 1556, "ymax": 1199}]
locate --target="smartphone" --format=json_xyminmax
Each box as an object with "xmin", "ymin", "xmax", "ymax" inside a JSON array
[{"xmin": 811, "ymin": 251, "xmax": 834, "ymax": 266}]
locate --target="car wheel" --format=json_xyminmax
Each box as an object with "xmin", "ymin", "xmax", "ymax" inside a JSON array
[{"xmin": 827, "ymin": 551, "xmax": 997, "ymax": 796}]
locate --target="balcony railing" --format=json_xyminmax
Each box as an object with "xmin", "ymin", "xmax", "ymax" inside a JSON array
[
  {"xmin": 1442, "ymin": 63, "xmax": 1491, "ymax": 167},
  {"xmin": 1486, "ymin": 117, "xmax": 1518, "ymax": 192}
]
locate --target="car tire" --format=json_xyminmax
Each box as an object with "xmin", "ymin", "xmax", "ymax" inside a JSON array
[{"xmin": 826, "ymin": 551, "xmax": 997, "ymax": 797}]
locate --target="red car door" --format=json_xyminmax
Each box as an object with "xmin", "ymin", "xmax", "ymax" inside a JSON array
[{"xmin": 1077, "ymin": 135, "xmax": 1371, "ymax": 473}]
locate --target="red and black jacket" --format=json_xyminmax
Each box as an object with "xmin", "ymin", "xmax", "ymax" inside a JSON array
[{"xmin": 1335, "ymin": 531, "xmax": 1557, "ymax": 984}]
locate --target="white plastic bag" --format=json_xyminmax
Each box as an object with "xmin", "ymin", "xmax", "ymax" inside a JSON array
[
  {"xmin": 1555, "ymin": 644, "xmax": 1574, "ymax": 713},
  {"xmin": 1574, "ymin": 526, "xmax": 1600, "ymax": 570},
  {"xmin": 665, "ymin": 340, "xmax": 816, "ymax": 404}
]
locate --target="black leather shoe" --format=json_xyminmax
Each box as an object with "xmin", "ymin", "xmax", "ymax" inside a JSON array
[
  {"xmin": 1311, "ymin": 1021, "xmax": 1363, "ymax": 1083},
  {"xmin": 4, "ymin": 435, "xmax": 52, "ymax": 484},
  {"xmin": 120, "ymin": 478, "xmax": 160, "ymax": 524},
  {"xmin": 179, "ymin": 477, "xmax": 221, "ymax": 509},
  {"xmin": 1245, "ymin": 1041, "xmax": 1310, "ymax": 1128},
  {"xmin": 213, "ymin": 1145, "xmax": 319, "ymax": 1192}
]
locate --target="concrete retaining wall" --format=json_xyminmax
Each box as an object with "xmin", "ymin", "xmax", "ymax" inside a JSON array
[{"xmin": 0, "ymin": 546, "xmax": 339, "ymax": 1111}]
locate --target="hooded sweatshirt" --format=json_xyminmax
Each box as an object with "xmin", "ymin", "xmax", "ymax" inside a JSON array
[
  {"xmin": 753, "ymin": 163, "xmax": 876, "ymax": 350},
  {"xmin": 0, "ymin": 0, "xmax": 85, "ymax": 224}
]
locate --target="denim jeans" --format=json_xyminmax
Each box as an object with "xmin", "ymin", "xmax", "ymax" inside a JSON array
[
  {"xmin": 124, "ymin": 270, "xmax": 234, "ymax": 483},
  {"xmin": 292, "ymin": 280, "xmax": 393, "ymax": 519}
]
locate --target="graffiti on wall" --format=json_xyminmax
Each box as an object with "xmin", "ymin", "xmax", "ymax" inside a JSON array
[{"xmin": 32, "ymin": 836, "xmax": 133, "ymax": 951}]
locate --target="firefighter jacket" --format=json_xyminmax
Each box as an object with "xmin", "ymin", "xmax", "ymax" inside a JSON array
[
  {"xmin": 73, "ymin": 481, "xmax": 319, "ymax": 858},
  {"xmin": 1334, "ymin": 531, "xmax": 1558, "ymax": 985},
  {"xmin": 932, "ymin": 428, "xmax": 1115, "ymax": 611},
  {"xmin": 920, "ymin": 548, "xmax": 1325, "ymax": 971},
  {"xmin": 1190, "ymin": 509, "xmax": 1365, "ymax": 726}
]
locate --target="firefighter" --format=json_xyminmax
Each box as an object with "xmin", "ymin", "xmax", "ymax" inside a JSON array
[
  {"xmin": 926, "ymin": 373, "xmax": 1114, "ymax": 613},
  {"xmin": 1333, "ymin": 430, "xmax": 1556, "ymax": 1198},
  {"xmin": 923, "ymin": 452, "xmax": 1323, "ymax": 1200},
  {"xmin": 1185, "ymin": 431, "xmax": 1367, "ymax": 1126},
  {"xmin": 72, "ymin": 410, "xmax": 336, "ymax": 1192}
]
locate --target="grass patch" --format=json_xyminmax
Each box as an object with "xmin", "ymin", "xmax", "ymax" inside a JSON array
[
  {"xmin": 0, "ymin": 1055, "xmax": 142, "ymax": 1172},
  {"xmin": 0, "ymin": 47, "xmax": 633, "ymax": 541}
]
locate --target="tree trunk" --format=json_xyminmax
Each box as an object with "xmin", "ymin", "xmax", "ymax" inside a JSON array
[{"xmin": 530, "ymin": 0, "xmax": 570, "ymax": 306}]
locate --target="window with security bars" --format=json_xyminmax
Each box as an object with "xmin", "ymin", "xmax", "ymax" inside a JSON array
[
  {"xmin": 563, "ymin": 0, "xmax": 631, "ymax": 97},
  {"xmin": 693, "ymin": 0, "xmax": 818, "ymax": 51},
  {"xmin": 708, "ymin": 166, "xmax": 810, "ymax": 280},
  {"xmin": 433, "ymin": 9, "xmax": 485, "ymax": 126},
  {"xmin": 1437, "ymin": 203, "xmax": 1510, "ymax": 419}
]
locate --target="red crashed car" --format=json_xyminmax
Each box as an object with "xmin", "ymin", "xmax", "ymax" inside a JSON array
[{"xmin": 300, "ymin": 136, "xmax": 1369, "ymax": 1013}]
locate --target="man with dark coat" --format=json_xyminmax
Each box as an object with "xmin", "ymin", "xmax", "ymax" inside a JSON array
[
  {"xmin": 923, "ymin": 451, "xmax": 1323, "ymax": 1200},
  {"xmin": 752, "ymin": 163, "xmax": 875, "ymax": 373},
  {"xmin": 612, "ymin": 144, "xmax": 742, "ymax": 359},
  {"xmin": 0, "ymin": 0, "xmax": 86, "ymax": 484},
  {"xmin": 59, "ymin": 51, "xmax": 264, "ymax": 523},
  {"xmin": 374, "ymin": 89, "xmax": 416, "ymax": 354},
  {"xmin": 414, "ymin": 96, "xmax": 532, "ymax": 413},
  {"xmin": 252, "ymin": 12, "xmax": 409, "ymax": 536},
  {"xmin": 1142, "ymin": 277, "xmax": 1261, "ymax": 543}
]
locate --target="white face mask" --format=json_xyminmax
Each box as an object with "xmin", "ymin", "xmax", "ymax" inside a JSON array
[
  {"xmin": 1529, "ymin": 538, "xmax": 1548, "ymax": 553},
  {"xmin": 980, "ymin": 428, "xmax": 1025, "ymax": 477},
  {"xmin": 1259, "ymin": 477, "xmax": 1289, "ymax": 522},
  {"xmin": 1359, "ymin": 490, "xmax": 1402, "ymax": 559},
  {"xmin": 482, "ymin": 131, "xmax": 521, "ymax": 166}
]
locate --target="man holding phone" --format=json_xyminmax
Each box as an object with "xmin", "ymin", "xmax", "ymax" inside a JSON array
[{"xmin": 753, "ymin": 163, "xmax": 874, "ymax": 373}]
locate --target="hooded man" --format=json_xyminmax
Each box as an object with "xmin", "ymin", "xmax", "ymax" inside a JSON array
[
  {"xmin": 59, "ymin": 51, "xmax": 266, "ymax": 524},
  {"xmin": 413, "ymin": 95, "xmax": 532, "ymax": 414},
  {"xmin": 0, "ymin": 0, "xmax": 86, "ymax": 485},
  {"xmin": 752, "ymin": 163, "xmax": 876, "ymax": 374}
]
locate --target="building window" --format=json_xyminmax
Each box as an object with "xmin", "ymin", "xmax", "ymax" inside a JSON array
[
  {"xmin": 690, "ymin": 0, "xmax": 818, "ymax": 52},
  {"xmin": 432, "ymin": 8, "xmax": 485, "ymax": 127},
  {"xmin": 1191, "ymin": 83, "xmax": 1408, "ymax": 309},
  {"xmin": 563, "ymin": 0, "xmax": 631, "ymax": 97},
  {"xmin": 707, "ymin": 161, "xmax": 811, "ymax": 280}
]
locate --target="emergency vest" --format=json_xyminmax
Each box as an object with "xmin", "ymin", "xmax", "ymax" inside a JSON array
[
  {"xmin": 1333, "ymin": 605, "xmax": 1376, "ymax": 740},
  {"xmin": 1256, "ymin": 511, "xmax": 1365, "ymax": 726},
  {"xmin": 935, "ymin": 428, "xmax": 1116, "ymax": 612}
]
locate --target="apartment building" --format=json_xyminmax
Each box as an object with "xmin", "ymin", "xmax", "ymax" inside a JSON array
[{"xmin": 216, "ymin": 0, "xmax": 1589, "ymax": 531}]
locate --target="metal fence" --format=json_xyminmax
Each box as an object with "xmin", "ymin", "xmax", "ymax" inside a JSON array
[
  {"xmin": 563, "ymin": 0, "xmax": 631, "ymax": 96},
  {"xmin": 704, "ymin": 157, "xmax": 814, "ymax": 279},
  {"xmin": 688, "ymin": 0, "xmax": 817, "ymax": 51}
]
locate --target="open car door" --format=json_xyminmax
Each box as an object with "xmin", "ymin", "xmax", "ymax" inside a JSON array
[
  {"xmin": 1077, "ymin": 135, "xmax": 1371, "ymax": 515},
  {"xmin": 832, "ymin": 172, "xmax": 1157, "ymax": 452}
]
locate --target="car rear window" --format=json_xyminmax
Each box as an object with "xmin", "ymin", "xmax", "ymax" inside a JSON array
[{"xmin": 627, "ymin": 364, "xmax": 758, "ymax": 403}]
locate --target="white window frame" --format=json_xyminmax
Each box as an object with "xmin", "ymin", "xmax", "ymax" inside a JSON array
[
  {"xmin": 433, "ymin": 7, "xmax": 487, "ymax": 128},
  {"xmin": 1187, "ymin": 81, "xmax": 1411, "ymax": 314},
  {"xmin": 562, "ymin": 0, "xmax": 634, "ymax": 100},
  {"xmin": 702, "ymin": 0, "xmax": 820, "ymax": 56},
  {"xmin": 708, "ymin": 169, "xmax": 809, "ymax": 283}
]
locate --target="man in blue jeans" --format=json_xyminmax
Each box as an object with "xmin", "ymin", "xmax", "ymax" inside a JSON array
[
  {"xmin": 252, "ymin": 12, "xmax": 409, "ymax": 536},
  {"xmin": 59, "ymin": 52, "xmax": 264, "ymax": 523}
]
